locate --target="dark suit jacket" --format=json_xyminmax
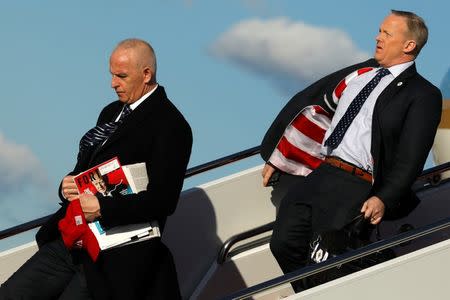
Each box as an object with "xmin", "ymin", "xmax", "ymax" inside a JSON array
[
  {"xmin": 261, "ymin": 59, "xmax": 442, "ymax": 220},
  {"xmin": 37, "ymin": 86, "xmax": 192, "ymax": 299}
]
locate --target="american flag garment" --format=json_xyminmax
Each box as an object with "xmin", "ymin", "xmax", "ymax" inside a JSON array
[{"xmin": 268, "ymin": 67, "xmax": 374, "ymax": 176}]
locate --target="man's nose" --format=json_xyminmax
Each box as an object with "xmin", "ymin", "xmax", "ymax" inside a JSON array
[
  {"xmin": 375, "ymin": 33, "xmax": 382, "ymax": 42},
  {"xmin": 111, "ymin": 77, "xmax": 118, "ymax": 88}
]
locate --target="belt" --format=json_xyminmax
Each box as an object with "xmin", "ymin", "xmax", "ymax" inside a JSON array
[{"xmin": 324, "ymin": 156, "xmax": 373, "ymax": 183}]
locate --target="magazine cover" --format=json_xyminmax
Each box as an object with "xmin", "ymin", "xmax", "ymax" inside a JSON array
[
  {"xmin": 74, "ymin": 157, "xmax": 132, "ymax": 197},
  {"xmin": 74, "ymin": 157, "xmax": 131, "ymax": 235},
  {"xmin": 73, "ymin": 157, "xmax": 157, "ymax": 249}
]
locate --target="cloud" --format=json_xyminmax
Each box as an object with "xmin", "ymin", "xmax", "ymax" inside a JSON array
[
  {"xmin": 0, "ymin": 132, "xmax": 48, "ymax": 194},
  {"xmin": 211, "ymin": 18, "xmax": 370, "ymax": 94}
]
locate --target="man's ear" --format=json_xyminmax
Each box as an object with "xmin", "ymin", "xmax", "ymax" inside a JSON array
[
  {"xmin": 404, "ymin": 40, "xmax": 417, "ymax": 54},
  {"xmin": 143, "ymin": 67, "xmax": 152, "ymax": 84}
]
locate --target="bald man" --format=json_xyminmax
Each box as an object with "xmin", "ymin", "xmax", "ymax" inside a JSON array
[{"xmin": 1, "ymin": 39, "xmax": 192, "ymax": 300}]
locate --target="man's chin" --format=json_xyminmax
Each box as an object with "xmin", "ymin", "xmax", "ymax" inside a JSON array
[
  {"xmin": 116, "ymin": 93, "xmax": 127, "ymax": 101},
  {"xmin": 374, "ymin": 54, "xmax": 382, "ymax": 64}
]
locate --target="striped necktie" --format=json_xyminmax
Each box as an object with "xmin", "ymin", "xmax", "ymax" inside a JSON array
[
  {"xmin": 324, "ymin": 68, "xmax": 390, "ymax": 150},
  {"xmin": 79, "ymin": 104, "xmax": 132, "ymax": 153}
]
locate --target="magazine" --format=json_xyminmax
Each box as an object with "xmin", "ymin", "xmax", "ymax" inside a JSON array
[
  {"xmin": 122, "ymin": 162, "xmax": 148, "ymax": 192},
  {"xmin": 74, "ymin": 157, "xmax": 130, "ymax": 198},
  {"xmin": 74, "ymin": 157, "xmax": 159, "ymax": 250}
]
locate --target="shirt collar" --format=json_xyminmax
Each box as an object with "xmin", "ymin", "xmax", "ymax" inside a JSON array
[
  {"xmin": 129, "ymin": 84, "xmax": 158, "ymax": 110},
  {"xmin": 385, "ymin": 61, "xmax": 414, "ymax": 78}
]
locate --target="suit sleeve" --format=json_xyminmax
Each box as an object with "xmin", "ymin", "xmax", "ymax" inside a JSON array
[
  {"xmin": 373, "ymin": 85, "xmax": 442, "ymax": 210},
  {"xmin": 37, "ymin": 102, "xmax": 122, "ymax": 245},
  {"xmin": 98, "ymin": 113, "xmax": 193, "ymax": 228},
  {"xmin": 260, "ymin": 74, "xmax": 334, "ymax": 161},
  {"xmin": 260, "ymin": 59, "xmax": 378, "ymax": 161}
]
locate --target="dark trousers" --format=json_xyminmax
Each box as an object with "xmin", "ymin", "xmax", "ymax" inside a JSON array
[
  {"xmin": 0, "ymin": 239, "xmax": 91, "ymax": 300},
  {"xmin": 270, "ymin": 163, "xmax": 372, "ymax": 292},
  {"xmin": 270, "ymin": 199, "xmax": 312, "ymax": 292}
]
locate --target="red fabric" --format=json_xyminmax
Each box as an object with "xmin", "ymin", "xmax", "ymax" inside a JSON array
[
  {"xmin": 290, "ymin": 112, "xmax": 328, "ymax": 143},
  {"xmin": 270, "ymin": 67, "xmax": 376, "ymax": 176},
  {"xmin": 333, "ymin": 67, "xmax": 374, "ymax": 100},
  {"xmin": 277, "ymin": 136, "xmax": 323, "ymax": 169},
  {"xmin": 58, "ymin": 199, "xmax": 100, "ymax": 262}
]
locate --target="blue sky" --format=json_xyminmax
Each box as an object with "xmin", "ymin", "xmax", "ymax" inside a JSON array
[{"xmin": 1, "ymin": 0, "xmax": 449, "ymax": 248}]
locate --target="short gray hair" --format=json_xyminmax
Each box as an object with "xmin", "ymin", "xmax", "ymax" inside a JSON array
[{"xmin": 391, "ymin": 10, "xmax": 428, "ymax": 56}]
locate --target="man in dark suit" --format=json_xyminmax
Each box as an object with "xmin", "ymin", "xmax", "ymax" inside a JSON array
[
  {"xmin": 0, "ymin": 39, "xmax": 192, "ymax": 299},
  {"xmin": 262, "ymin": 10, "xmax": 442, "ymax": 291}
]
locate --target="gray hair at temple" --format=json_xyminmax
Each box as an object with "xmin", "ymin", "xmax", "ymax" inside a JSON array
[
  {"xmin": 391, "ymin": 9, "xmax": 428, "ymax": 56},
  {"xmin": 115, "ymin": 38, "xmax": 158, "ymax": 83}
]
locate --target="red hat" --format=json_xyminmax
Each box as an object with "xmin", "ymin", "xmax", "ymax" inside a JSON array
[{"xmin": 58, "ymin": 199, "xmax": 100, "ymax": 262}]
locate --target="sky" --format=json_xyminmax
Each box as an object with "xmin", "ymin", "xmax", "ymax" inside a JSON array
[{"xmin": 1, "ymin": 0, "xmax": 450, "ymax": 249}]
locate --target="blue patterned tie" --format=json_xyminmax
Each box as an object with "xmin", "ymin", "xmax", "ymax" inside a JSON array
[
  {"xmin": 79, "ymin": 104, "xmax": 132, "ymax": 153},
  {"xmin": 324, "ymin": 68, "xmax": 390, "ymax": 150}
]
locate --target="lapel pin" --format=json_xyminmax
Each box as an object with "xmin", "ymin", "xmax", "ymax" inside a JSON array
[{"xmin": 397, "ymin": 82, "xmax": 403, "ymax": 87}]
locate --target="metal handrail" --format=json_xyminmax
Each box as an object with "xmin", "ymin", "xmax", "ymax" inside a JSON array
[
  {"xmin": 1, "ymin": 149, "xmax": 449, "ymax": 242},
  {"xmin": 184, "ymin": 146, "xmax": 260, "ymax": 178},
  {"xmin": 415, "ymin": 161, "xmax": 450, "ymax": 185},
  {"xmin": 0, "ymin": 146, "xmax": 262, "ymax": 241},
  {"xmin": 217, "ymin": 221, "xmax": 274, "ymax": 264},
  {"xmin": 0, "ymin": 215, "xmax": 53, "ymax": 240},
  {"xmin": 214, "ymin": 161, "xmax": 450, "ymax": 265},
  {"xmin": 417, "ymin": 161, "xmax": 450, "ymax": 179},
  {"xmin": 222, "ymin": 216, "xmax": 450, "ymax": 300}
]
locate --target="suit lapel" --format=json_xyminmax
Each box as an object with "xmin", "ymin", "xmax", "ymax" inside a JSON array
[
  {"xmin": 371, "ymin": 63, "xmax": 417, "ymax": 180},
  {"xmin": 375, "ymin": 63, "xmax": 417, "ymax": 113},
  {"xmin": 90, "ymin": 86, "xmax": 165, "ymax": 162}
]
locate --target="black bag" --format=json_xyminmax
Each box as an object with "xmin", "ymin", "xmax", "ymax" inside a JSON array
[{"xmin": 303, "ymin": 214, "xmax": 396, "ymax": 288}]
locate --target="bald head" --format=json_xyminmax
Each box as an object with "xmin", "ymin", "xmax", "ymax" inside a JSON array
[
  {"xmin": 110, "ymin": 38, "xmax": 158, "ymax": 104},
  {"xmin": 113, "ymin": 38, "xmax": 157, "ymax": 82}
]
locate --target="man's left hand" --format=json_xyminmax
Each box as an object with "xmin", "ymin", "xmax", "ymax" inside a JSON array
[
  {"xmin": 361, "ymin": 196, "xmax": 385, "ymax": 225},
  {"xmin": 262, "ymin": 163, "xmax": 276, "ymax": 187},
  {"xmin": 79, "ymin": 193, "xmax": 101, "ymax": 222}
]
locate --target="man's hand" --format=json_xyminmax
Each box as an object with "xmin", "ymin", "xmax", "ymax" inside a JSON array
[
  {"xmin": 262, "ymin": 163, "xmax": 276, "ymax": 187},
  {"xmin": 79, "ymin": 193, "xmax": 101, "ymax": 222},
  {"xmin": 361, "ymin": 196, "xmax": 385, "ymax": 225},
  {"xmin": 61, "ymin": 176, "xmax": 79, "ymax": 201}
]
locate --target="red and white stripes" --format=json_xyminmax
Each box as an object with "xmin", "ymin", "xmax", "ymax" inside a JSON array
[
  {"xmin": 269, "ymin": 105, "xmax": 330, "ymax": 176},
  {"xmin": 330, "ymin": 67, "xmax": 373, "ymax": 110},
  {"xmin": 268, "ymin": 67, "xmax": 375, "ymax": 176}
]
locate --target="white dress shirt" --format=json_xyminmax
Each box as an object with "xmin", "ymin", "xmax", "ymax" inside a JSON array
[
  {"xmin": 322, "ymin": 61, "xmax": 413, "ymax": 172},
  {"xmin": 114, "ymin": 84, "xmax": 158, "ymax": 121}
]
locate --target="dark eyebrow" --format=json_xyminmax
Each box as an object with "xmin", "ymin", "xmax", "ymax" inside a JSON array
[
  {"xmin": 111, "ymin": 72, "xmax": 128, "ymax": 78},
  {"xmin": 381, "ymin": 28, "xmax": 393, "ymax": 37},
  {"xmin": 378, "ymin": 28, "xmax": 392, "ymax": 36}
]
